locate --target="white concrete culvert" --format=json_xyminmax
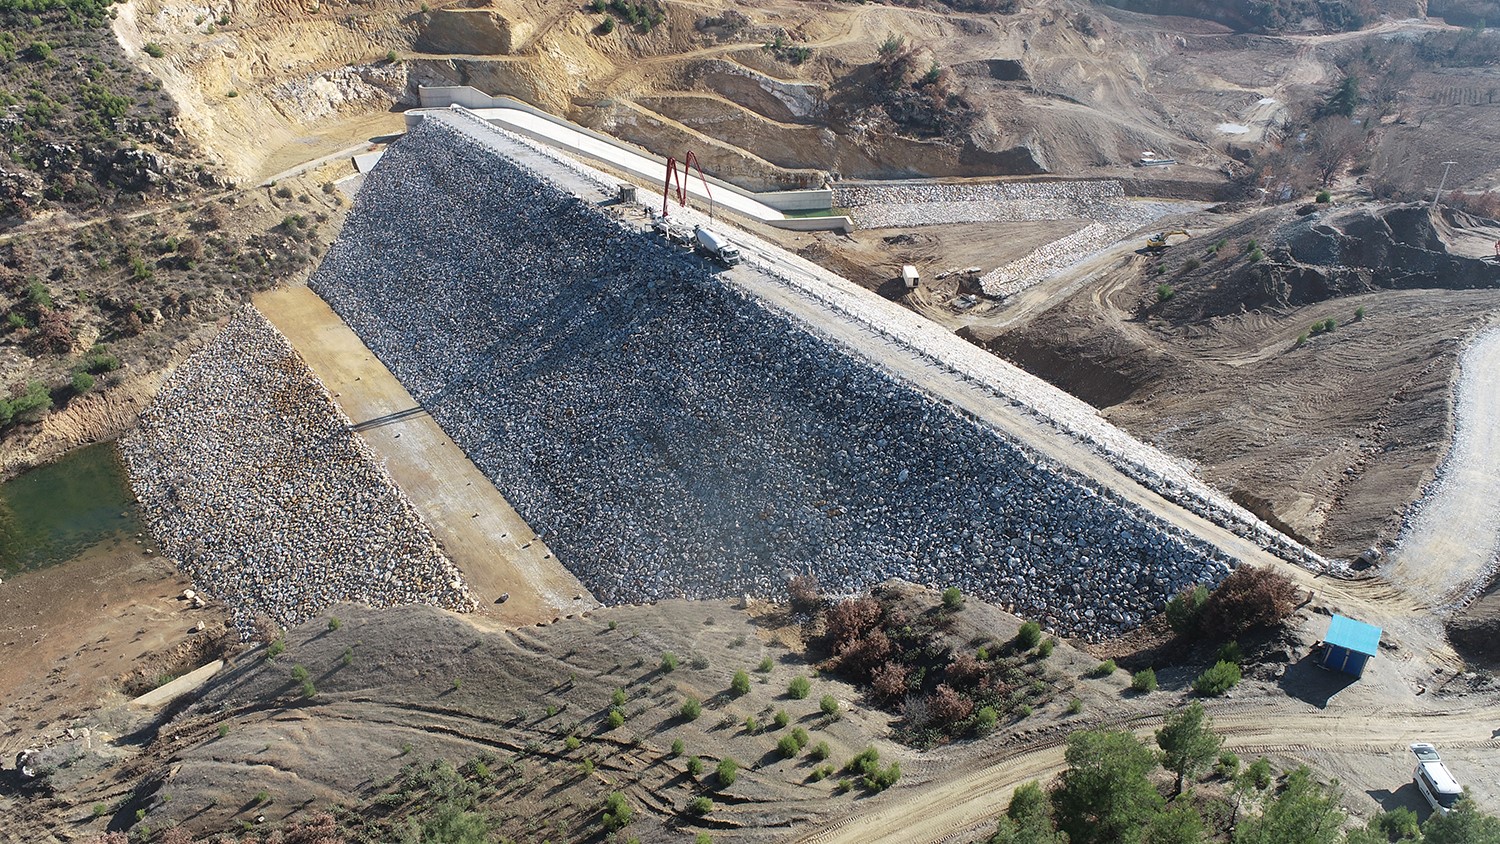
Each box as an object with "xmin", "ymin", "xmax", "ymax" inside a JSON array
[
  {"xmin": 119, "ymin": 307, "xmax": 476, "ymax": 638},
  {"xmin": 304, "ymin": 112, "xmax": 1324, "ymax": 640}
]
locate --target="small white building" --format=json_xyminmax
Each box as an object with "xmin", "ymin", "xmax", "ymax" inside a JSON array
[{"xmin": 901, "ymin": 264, "xmax": 921, "ymax": 289}]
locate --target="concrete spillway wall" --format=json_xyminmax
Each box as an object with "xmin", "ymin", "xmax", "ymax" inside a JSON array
[{"xmin": 309, "ymin": 118, "xmax": 1236, "ymax": 637}]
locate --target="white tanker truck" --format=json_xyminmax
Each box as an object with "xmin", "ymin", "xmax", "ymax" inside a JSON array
[{"xmin": 694, "ymin": 226, "xmax": 742, "ymax": 267}]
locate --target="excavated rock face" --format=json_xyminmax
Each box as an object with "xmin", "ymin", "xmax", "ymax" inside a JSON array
[{"xmin": 416, "ymin": 5, "xmax": 534, "ymax": 55}]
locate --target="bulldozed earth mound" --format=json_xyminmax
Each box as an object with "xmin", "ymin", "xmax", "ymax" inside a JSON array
[
  {"xmin": 981, "ymin": 203, "xmax": 1500, "ymax": 559},
  {"xmin": 1156, "ymin": 204, "xmax": 1500, "ymax": 320}
]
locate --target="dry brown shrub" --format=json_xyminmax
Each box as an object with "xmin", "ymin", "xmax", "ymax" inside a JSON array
[
  {"xmin": 836, "ymin": 627, "xmax": 892, "ymax": 677},
  {"xmin": 927, "ymin": 683, "xmax": 974, "ymax": 725},
  {"xmin": 157, "ymin": 828, "xmax": 195, "ymax": 844},
  {"xmin": 870, "ymin": 660, "xmax": 910, "ymax": 701},
  {"xmin": 30, "ymin": 307, "xmax": 74, "ymax": 354},
  {"xmin": 826, "ymin": 596, "xmax": 883, "ymax": 650},
  {"xmin": 944, "ymin": 651, "xmax": 987, "ymax": 687},
  {"xmin": 788, "ymin": 574, "xmax": 822, "ymax": 614},
  {"xmin": 1200, "ymin": 566, "xmax": 1300, "ymax": 638}
]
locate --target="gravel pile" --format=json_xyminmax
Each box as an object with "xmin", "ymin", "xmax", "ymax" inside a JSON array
[
  {"xmin": 305, "ymin": 116, "xmax": 1266, "ymax": 637},
  {"xmin": 120, "ymin": 308, "xmax": 475, "ymax": 637},
  {"xmin": 834, "ymin": 180, "xmax": 1135, "ymax": 229}
]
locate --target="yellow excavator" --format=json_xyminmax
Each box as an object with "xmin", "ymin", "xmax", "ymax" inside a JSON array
[{"xmin": 1144, "ymin": 229, "xmax": 1190, "ymax": 252}]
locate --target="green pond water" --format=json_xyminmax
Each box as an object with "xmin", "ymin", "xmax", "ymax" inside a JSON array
[{"xmin": 0, "ymin": 441, "xmax": 142, "ymax": 576}]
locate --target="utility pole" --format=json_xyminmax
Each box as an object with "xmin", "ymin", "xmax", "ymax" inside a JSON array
[{"xmin": 1431, "ymin": 160, "xmax": 1458, "ymax": 208}]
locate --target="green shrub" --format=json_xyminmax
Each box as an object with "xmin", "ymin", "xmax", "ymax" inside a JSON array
[
  {"xmin": 661, "ymin": 652, "xmax": 679, "ymax": 672},
  {"xmin": 290, "ymin": 664, "xmax": 309, "ymax": 682},
  {"xmin": 599, "ymin": 15, "xmax": 615, "ymax": 33},
  {"xmin": 744, "ymin": 714, "xmax": 760, "ymax": 734},
  {"xmin": 1316, "ymin": 190, "xmax": 1331, "ymax": 203},
  {"xmin": 731, "ymin": 670, "xmax": 751, "ymax": 696},
  {"xmin": 92, "ymin": 803, "xmax": 108, "ymax": 817},
  {"xmin": 1036, "ymin": 638, "xmax": 1055, "ymax": 658},
  {"xmin": 1183, "ymin": 257, "xmax": 1202, "ymax": 271},
  {"xmin": 70, "ymin": 371, "xmax": 95, "ymax": 393},
  {"xmin": 811, "ymin": 741, "xmax": 831, "ymax": 760},
  {"xmin": 1165, "ymin": 583, "xmax": 1208, "ymax": 634},
  {"xmin": 607, "ymin": 708, "xmax": 625, "ymax": 729},
  {"xmin": 1354, "ymin": 306, "xmax": 1365, "ymax": 321},
  {"xmin": 941, "ymin": 586, "xmax": 964, "ymax": 609},
  {"xmin": 1248, "ymin": 247, "xmax": 1264, "ymax": 262},
  {"xmin": 385, "ymin": 49, "xmax": 397, "ymax": 63},
  {"xmin": 670, "ymin": 738, "xmax": 684, "ymax": 757},
  {"xmin": 1016, "ymin": 621, "xmax": 1042, "ymax": 650},
  {"xmin": 300, "ymin": 679, "xmax": 316, "ymax": 698},
  {"xmin": 774, "ymin": 709, "xmax": 790, "ymax": 728},
  {"xmin": 820, "ymin": 694, "xmax": 839, "ymax": 717},
  {"xmin": 226, "ymin": 90, "xmax": 238, "ymax": 98},
  {"xmin": 716, "ymin": 757, "xmax": 738, "ymax": 787},
  {"xmin": 680, "ymin": 697, "xmax": 702, "ymax": 720},
  {"xmin": 687, "ymin": 795, "xmax": 713, "ymax": 816},
  {"xmin": 326, "ymin": 616, "xmax": 340, "ymax": 631},
  {"xmin": 1193, "ymin": 661, "xmax": 1242, "ymax": 696},
  {"xmin": 267, "ymin": 638, "xmax": 285, "ymax": 659},
  {"xmin": 341, "ymin": 647, "xmax": 353, "ymax": 666},
  {"xmin": 565, "ymin": 735, "xmax": 582, "ymax": 751},
  {"xmin": 1244, "ymin": 757, "xmax": 1273, "ymax": 790},
  {"xmin": 1066, "ymin": 697, "xmax": 1083, "ymax": 714},
  {"xmin": 696, "ymin": 834, "xmax": 712, "ymax": 844},
  {"xmin": 1091, "ymin": 659, "xmax": 1117, "ymax": 678},
  {"xmin": 1296, "ymin": 333, "xmax": 1308, "ymax": 347},
  {"xmin": 788, "ymin": 676, "xmax": 811, "ymax": 699},
  {"xmin": 602, "ymin": 791, "xmax": 633, "ymax": 832},
  {"xmin": 607, "ymin": 619, "xmax": 618, "ymax": 630},
  {"xmin": 1245, "ymin": 238, "xmax": 1258, "ymax": 252},
  {"xmin": 1216, "ymin": 751, "xmax": 1240, "ymax": 779},
  {"xmin": 1324, "ymin": 318, "xmax": 1337, "ymax": 332},
  {"xmin": 976, "ymin": 706, "xmax": 998, "ymax": 731},
  {"xmin": 687, "ymin": 756, "xmax": 704, "ymax": 777},
  {"xmin": 757, "ymin": 656, "xmax": 774, "ymax": 672},
  {"xmin": 791, "ymin": 727, "xmax": 809, "ymax": 748},
  {"xmin": 612, "ymin": 687, "xmax": 627, "ymax": 708},
  {"xmin": 217, "ymin": 724, "xmax": 230, "ymax": 738},
  {"xmin": 777, "ymin": 734, "xmax": 801, "ymax": 758},
  {"xmin": 143, "ymin": 42, "xmax": 165, "ymax": 58},
  {"xmin": 1131, "ymin": 668, "xmax": 1158, "ymax": 693},
  {"xmin": 1157, "ymin": 284, "xmax": 1175, "ymax": 302},
  {"xmin": 1216, "ymin": 640, "xmax": 1244, "ymax": 665}
]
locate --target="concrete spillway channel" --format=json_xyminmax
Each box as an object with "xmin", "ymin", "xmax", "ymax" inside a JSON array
[{"xmin": 306, "ymin": 107, "xmax": 1322, "ymax": 639}]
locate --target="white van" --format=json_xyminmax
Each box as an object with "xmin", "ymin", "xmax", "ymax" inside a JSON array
[{"xmin": 1410, "ymin": 743, "xmax": 1463, "ymax": 814}]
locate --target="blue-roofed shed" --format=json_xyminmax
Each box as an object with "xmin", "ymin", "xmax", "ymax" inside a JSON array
[{"xmin": 1322, "ymin": 615, "xmax": 1382, "ymax": 678}]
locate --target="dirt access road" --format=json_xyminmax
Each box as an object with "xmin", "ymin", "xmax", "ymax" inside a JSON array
[
  {"xmin": 794, "ymin": 702, "xmax": 1500, "ymax": 844},
  {"xmin": 255, "ymin": 285, "xmax": 593, "ymax": 629}
]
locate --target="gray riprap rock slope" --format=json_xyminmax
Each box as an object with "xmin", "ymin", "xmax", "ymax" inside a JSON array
[{"xmin": 309, "ymin": 119, "xmax": 1234, "ymax": 636}]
